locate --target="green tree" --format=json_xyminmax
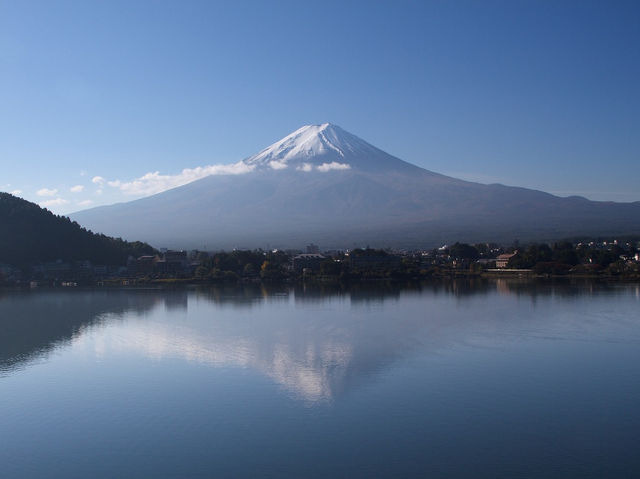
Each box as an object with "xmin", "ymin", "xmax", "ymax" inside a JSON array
[{"xmin": 509, "ymin": 244, "xmax": 553, "ymax": 268}]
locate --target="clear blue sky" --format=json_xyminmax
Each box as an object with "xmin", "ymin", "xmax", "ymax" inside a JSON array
[{"xmin": 1, "ymin": 0, "xmax": 638, "ymax": 213}]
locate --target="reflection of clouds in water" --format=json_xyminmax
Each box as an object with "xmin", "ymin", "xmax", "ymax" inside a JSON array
[
  {"xmin": 271, "ymin": 342, "xmax": 352, "ymax": 402},
  {"xmin": 5, "ymin": 281, "xmax": 640, "ymax": 403},
  {"xmin": 77, "ymin": 318, "xmax": 353, "ymax": 403},
  {"xmin": 69, "ymin": 281, "xmax": 640, "ymax": 403},
  {"xmin": 0, "ymin": 290, "xmax": 164, "ymax": 372}
]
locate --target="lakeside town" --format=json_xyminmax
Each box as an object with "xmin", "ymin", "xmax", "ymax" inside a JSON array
[{"xmin": 2, "ymin": 237, "xmax": 639, "ymax": 287}]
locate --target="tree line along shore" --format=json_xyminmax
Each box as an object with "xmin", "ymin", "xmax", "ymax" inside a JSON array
[
  {"xmin": 2, "ymin": 238, "xmax": 639, "ymax": 287},
  {"xmin": 2, "ymin": 192, "xmax": 639, "ymax": 286}
]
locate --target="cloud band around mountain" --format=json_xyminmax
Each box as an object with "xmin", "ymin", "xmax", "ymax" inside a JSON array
[
  {"xmin": 317, "ymin": 162, "xmax": 351, "ymax": 172},
  {"xmin": 106, "ymin": 161, "xmax": 256, "ymax": 197},
  {"xmin": 102, "ymin": 159, "xmax": 351, "ymax": 198}
]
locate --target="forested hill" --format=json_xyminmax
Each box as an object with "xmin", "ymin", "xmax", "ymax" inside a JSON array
[{"xmin": 0, "ymin": 193, "xmax": 157, "ymax": 267}]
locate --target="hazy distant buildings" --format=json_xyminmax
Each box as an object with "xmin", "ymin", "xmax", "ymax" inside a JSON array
[
  {"xmin": 129, "ymin": 250, "xmax": 189, "ymax": 276},
  {"xmin": 292, "ymin": 253, "xmax": 326, "ymax": 273},
  {"xmin": 306, "ymin": 244, "xmax": 320, "ymax": 254}
]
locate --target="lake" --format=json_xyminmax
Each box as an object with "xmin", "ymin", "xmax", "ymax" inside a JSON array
[{"xmin": 1, "ymin": 280, "xmax": 640, "ymax": 478}]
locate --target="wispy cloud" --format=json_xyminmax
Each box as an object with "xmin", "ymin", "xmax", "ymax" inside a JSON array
[
  {"xmin": 70, "ymin": 185, "xmax": 85, "ymax": 193},
  {"xmin": 40, "ymin": 198, "xmax": 69, "ymax": 208},
  {"xmin": 107, "ymin": 162, "xmax": 255, "ymax": 196},
  {"xmin": 37, "ymin": 188, "xmax": 58, "ymax": 197},
  {"xmin": 269, "ymin": 160, "xmax": 288, "ymax": 170},
  {"xmin": 296, "ymin": 163, "xmax": 313, "ymax": 172},
  {"xmin": 77, "ymin": 199, "xmax": 94, "ymax": 207},
  {"xmin": 92, "ymin": 176, "xmax": 105, "ymax": 185},
  {"xmin": 10, "ymin": 189, "xmax": 22, "ymax": 196},
  {"xmin": 317, "ymin": 162, "xmax": 351, "ymax": 172}
]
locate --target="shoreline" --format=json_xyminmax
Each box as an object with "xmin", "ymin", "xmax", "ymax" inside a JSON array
[{"xmin": 3, "ymin": 271, "xmax": 639, "ymax": 291}]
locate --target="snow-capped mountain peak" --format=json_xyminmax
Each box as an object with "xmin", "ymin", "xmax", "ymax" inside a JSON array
[
  {"xmin": 70, "ymin": 122, "xmax": 640, "ymax": 250},
  {"xmin": 243, "ymin": 123, "xmax": 413, "ymax": 172}
]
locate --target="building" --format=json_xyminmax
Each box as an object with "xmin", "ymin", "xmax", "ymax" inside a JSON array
[
  {"xmin": 156, "ymin": 250, "xmax": 188, "ymax": 274},
  {"xmin": 292, "ymin": 253, "xmax": 326, "ymax": 273},
  {"xmin": 37, "ymin": 260, "xmax": 71, "ymax": 279},
  {"xmin": 306, "ymin": 243, "xmax": 320, "ymax": 254},
  {"xmin": 133, "ymin": 255, "xmax": 159, "ymax": 274},
  {"xmin": 496, "ymin": 252, "xmax": 517, "ymax": 268},
  {"xmin": 129, "ymin": 251, "xmax": 189, "ymax": 276},
  {"xmin": 164, "ymin": 250, "xmax": 188, "ymax": 266}
]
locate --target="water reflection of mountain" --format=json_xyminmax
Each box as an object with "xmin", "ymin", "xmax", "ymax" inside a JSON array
[
  {"xmin": 1, "ymin": 281, "xmax": 636, "ymax": 402},
  {"xmin": 0, "ymin": 289, "xmax": 187, "ymax": 373}
]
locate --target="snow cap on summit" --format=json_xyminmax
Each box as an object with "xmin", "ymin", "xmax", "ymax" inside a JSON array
[{"xmin": 243, "ymin": 123, "xmax": 411, "ymax": 173}]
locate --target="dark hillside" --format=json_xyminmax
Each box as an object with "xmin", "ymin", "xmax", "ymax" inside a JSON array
[{"xmin": 0, "ymin": 193, "xmax": 156, "ymax": 267}]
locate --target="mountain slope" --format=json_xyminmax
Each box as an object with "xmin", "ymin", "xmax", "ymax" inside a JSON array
[
  {"xmin": 71, "ymin": 124, "xmax": 640, "ymax": 249},
  {"xmin": 0, "ymin": 193, "xmax": 156, "ymax": 266}
]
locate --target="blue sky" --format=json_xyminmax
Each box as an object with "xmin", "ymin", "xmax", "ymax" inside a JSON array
[{"xmin": 1, "ymin": 0, "xmax": 638, "ymax": 213}]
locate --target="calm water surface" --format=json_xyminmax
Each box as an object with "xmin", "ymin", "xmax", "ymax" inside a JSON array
[{"xmin": 1, "ymin": 280, "xmax": 640, "ymax": 478}]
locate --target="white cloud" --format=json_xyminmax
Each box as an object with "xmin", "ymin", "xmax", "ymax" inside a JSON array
[
  {"xmin": 108, "ymin": 161, "xmax": 255, "ymax": 197},
  {"xmin": 92, "ymin": 176, "xmax": 105, "ymax": 185},
  {"xmin": 37, "ymin": 188, "xmax": 58, "ymax": 197},
  {"xmin": 70, "ymin": 185, "xmax": 84, "ymax": 193},
  {"xmin": 10, "ymin": 189, "xmax": 22, "ymax": 196},
  {"xmin": 317, "ymin": 162, "xmax": 351, "ymax": 172},
  {"xmin": 95, "ymin": 189, "xmax": 103, "ymax": 195},
  {"xmin": 40, "ymin": 198, "xmax": 69, "ymax": 208},
  {"xmin": 296, "ymin": 163, "xmax": 313, "ymax": 172},
  {"xmin": 269, "ymin": 160, "xmax": 288, "ymax": 170},
  {"xmin": 77, "ymin": 199, "xmax": 94, "ymax": 207}
]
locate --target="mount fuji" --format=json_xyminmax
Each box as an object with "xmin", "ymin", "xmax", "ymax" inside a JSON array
[{"xmin": 72, "ymin": 123, "xmax": 640, "ymax": 249}]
